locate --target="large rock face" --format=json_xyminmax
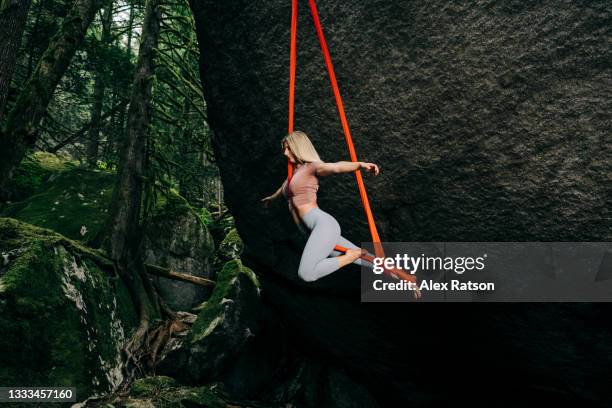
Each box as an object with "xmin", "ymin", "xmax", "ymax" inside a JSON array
[
  {"xmin": 0, "ymin": 218, "xmax": 138, "ymax": 402},
  {"xmin": 189, "ymin": 1, "xmax": 612, "ymax": 406}
]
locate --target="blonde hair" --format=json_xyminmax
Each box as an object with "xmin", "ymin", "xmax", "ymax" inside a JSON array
[{"xmin": 280, "ymin": 130, "xmax": 322, "ymax": 164}]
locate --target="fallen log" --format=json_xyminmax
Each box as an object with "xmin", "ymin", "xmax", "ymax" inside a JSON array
[{"xmin": 144, "ymin": 263, "xmax": 215, "ymax": 287}]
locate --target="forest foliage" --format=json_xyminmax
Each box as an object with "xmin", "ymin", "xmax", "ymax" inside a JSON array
[
  {"xmin": 0, "ymin": 1, "xmax": 236, "ymax": 391},
  {"xmin": 1, "ymin": 0, "xmax": 220, "ymax": 211}
]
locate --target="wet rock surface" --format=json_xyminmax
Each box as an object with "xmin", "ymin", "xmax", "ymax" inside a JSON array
[{"xmin": 189, "ymin": 1, "xmax": 612, "ymax": 405}]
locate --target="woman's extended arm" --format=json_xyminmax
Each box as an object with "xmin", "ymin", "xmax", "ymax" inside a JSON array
[
  {"xmin": 261, "ymin": 179, "xmax": 287, "ymax": 207},
  {"xmin": 316, "ymin": 161, "xmax": 380, "ymax": 176}
]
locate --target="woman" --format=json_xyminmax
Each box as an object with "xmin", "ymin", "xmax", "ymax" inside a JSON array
[{"xmin": 261, "ymin": 130, "xmax": 383, "ymax": 282}]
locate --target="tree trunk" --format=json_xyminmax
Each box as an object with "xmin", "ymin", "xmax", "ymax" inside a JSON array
[
  {"xmin": 0, "ymin": 0, "xmax": 104, "ymax": 198},
  {"xmin": 177, "ymin": 95, "xmax": 191, "ymax": 199},
  {"xmin": 115, "ymin": 1, "xmax": 135, "ymax": 146},
  {"xmin": 126, "ymin": 1, "xmax": 135, "ymax": 57},
  {"xmin": 26, "ymin": 0, "xmax": 45, "ymax": 80},
  {"xmin": 86, "ymin": 0, "xmax": 113, "ymax": 167},
  {"xmin": 101, "ymin": 0, "xmax": 161, "ymax": 317},
  {"xmin": 99, "ymin": 0, "xmax": 163, "ymax": 387},
  {"xmin": 0, "ymin": 0, "xmax": 32, "ymax": 121},
  {"xmin": 103, "ymin": 0, "xmax": 159, "ymax": 263}
]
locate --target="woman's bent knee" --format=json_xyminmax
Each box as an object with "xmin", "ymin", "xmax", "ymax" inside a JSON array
[
  {"xmin": 298, "ymin": 267, "xmax": 317, "ymax": 282},
  {"xmin": 298, "ymin": 257, "xmax": 341, "ymax": 282}
]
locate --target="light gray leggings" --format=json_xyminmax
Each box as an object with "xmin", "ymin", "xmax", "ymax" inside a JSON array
[{"xmin": 297, "ymin": 207, "xmax": 375, "ymax": 282}]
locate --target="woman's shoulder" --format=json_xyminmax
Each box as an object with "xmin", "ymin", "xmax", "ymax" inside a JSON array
[
  {"xmin": 307, "ymin": 160, "xmax": 324, "ymax": 172},
  {"xmin": 306, "ymin": 161, "xmax": 324, "ymax": 178}
]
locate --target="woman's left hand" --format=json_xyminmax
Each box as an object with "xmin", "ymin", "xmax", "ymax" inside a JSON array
[{"xmin": 360, "ymin": 162, "xmax": 380, "ymax": 176}]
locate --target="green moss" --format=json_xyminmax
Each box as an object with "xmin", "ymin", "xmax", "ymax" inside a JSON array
[
  {"xmin": 153, "ymin": 188, "xmax": 192, "ymax": 219},
  {"xmin": 0, "ymin": 217, "xmax": 59, "ymax": 248},
  {"xmin": 10, "ymin": 159, "xmax": 46, "ymax": 199},
  {"xmin": 129, "ymin": 376, "xmax": 228, "ymax": 408},
  {"xmin": 130, "ymin": 375, "xmax": 179, "ymax": 396},
  {"xmin": 145, "ymin": 188, "xmax": 215, "ymax": 259},
  {"xmin": 6, "ymin": 152, "xmax": 79, "ymax": 201},
  {"xmin": 0, "ymin": 218, "xmax": 138, "ymax": 401},
  {"xmin": 219, "ymin": 227, "xmax": 244, "ymax": 259},
  {"xmin": 5, "ymin": 152, "xmax": 213, "ymax": 256},
  {"xmin": 6, "ymin": 167, "xmax": 115, "ymax": 244},
  {"xmin": 1, "ymin": 152, "xmax": 115, "ymax": 244},
  {"xmin": 32, "ymin": 151, "xmax": 78, "ymax": 172},
  {"xmin": 197, "ymin": 206, "xmax": 213, "ymax": 227},
  {"xmin": 189, "ymin": 259, "xmax": 259, "ymax": 343},
  {"xmin": 0, "ymin": 218, "xmax": 114, "ymax": 275},
  {"xmin": 147, "ymin": 189, "xmax": 194, "ymax": 241},
  {"xmin": 213, "ymin": 213, "xmax": 235, "ymax": 236}
]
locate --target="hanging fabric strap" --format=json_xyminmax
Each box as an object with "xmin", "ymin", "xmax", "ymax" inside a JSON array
[
  {"xmin": 306, "ymin": 0, "xmax": 384, "ymax": 258},
  {"xmin": 287, "ymin": 0, "xmax": 298, "ymax": 181},
  {"xmin": 287, "ymin": 0, "xmax": 416, "ymax": 285}
]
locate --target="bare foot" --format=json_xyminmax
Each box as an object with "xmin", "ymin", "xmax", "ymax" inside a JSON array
[{"xmin": 346, "ymin": 248, "xmax": 366, "ymax": 262}]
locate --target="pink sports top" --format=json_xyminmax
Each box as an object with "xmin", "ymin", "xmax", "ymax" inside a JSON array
[{"xmin": 282, "ymin": 161, "xmax": 321, "ymax": 209}]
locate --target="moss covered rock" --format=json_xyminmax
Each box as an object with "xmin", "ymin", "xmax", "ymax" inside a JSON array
[
  {"xmin": 0, "ymin": 218, "xmax": 138, "ymax": 402},
  {"xmin": 158, "ymin": 259, "xmax": 262, "ymax": 385},
  {"xmin": 4, "ymin": 151, "xmax": 80, "ymax": 202},
  {"xmin": 2, "ymin": 162, "xmax": 115, "ymax": 245},
  {"xmin": 218, "ymin": 227, "xmax": 244, "ymax": 260},
  {"xmin": 105, "ymin": 375, "xmax": 251, "ymax": 407},
  {"xmin": 3, "ymin": 156, "xmax": 216, "ymax": 312},
  {"xmin": 142, "ymin": 190, "xmax": 216, "ymax": 312}
]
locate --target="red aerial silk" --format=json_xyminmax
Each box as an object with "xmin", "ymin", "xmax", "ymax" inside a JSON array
[{"xmin": 287, "ymin": 0, "xmax": 416, "ymax": 285}]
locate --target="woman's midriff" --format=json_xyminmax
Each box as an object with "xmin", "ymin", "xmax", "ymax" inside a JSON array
[{"xmin": 290, "ymin": 203, "xmax": 318, "ymax": 225}]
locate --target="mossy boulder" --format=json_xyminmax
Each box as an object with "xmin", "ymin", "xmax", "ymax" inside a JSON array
[
  {"xmin": 104, "ymin": 375, "xmax": 255, "ymax": 407},
  {"xmin": 1, "ymin": 156, "xmax": 115, "ymax": 245},
  {"xmin": 3, "ymin": 154, "xmax": 216, "ymax": 312},
  {"xmin": 158, "ymin": 260, "xmax": 266, "ymax": 388},
  {"xmin": 142, "ymin": 191, "xmax": 216, "ymax": 312},
  {"xmin": 218, "ymin": 227, "xmax": 243, "ymax": 260},
  {"xmin": 0, "ymin": 217, "xmax": 138, "ymax": 402},
  {"xmin": 3, "ymin": 151, "xmax": 79, "ymax": 202}
]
